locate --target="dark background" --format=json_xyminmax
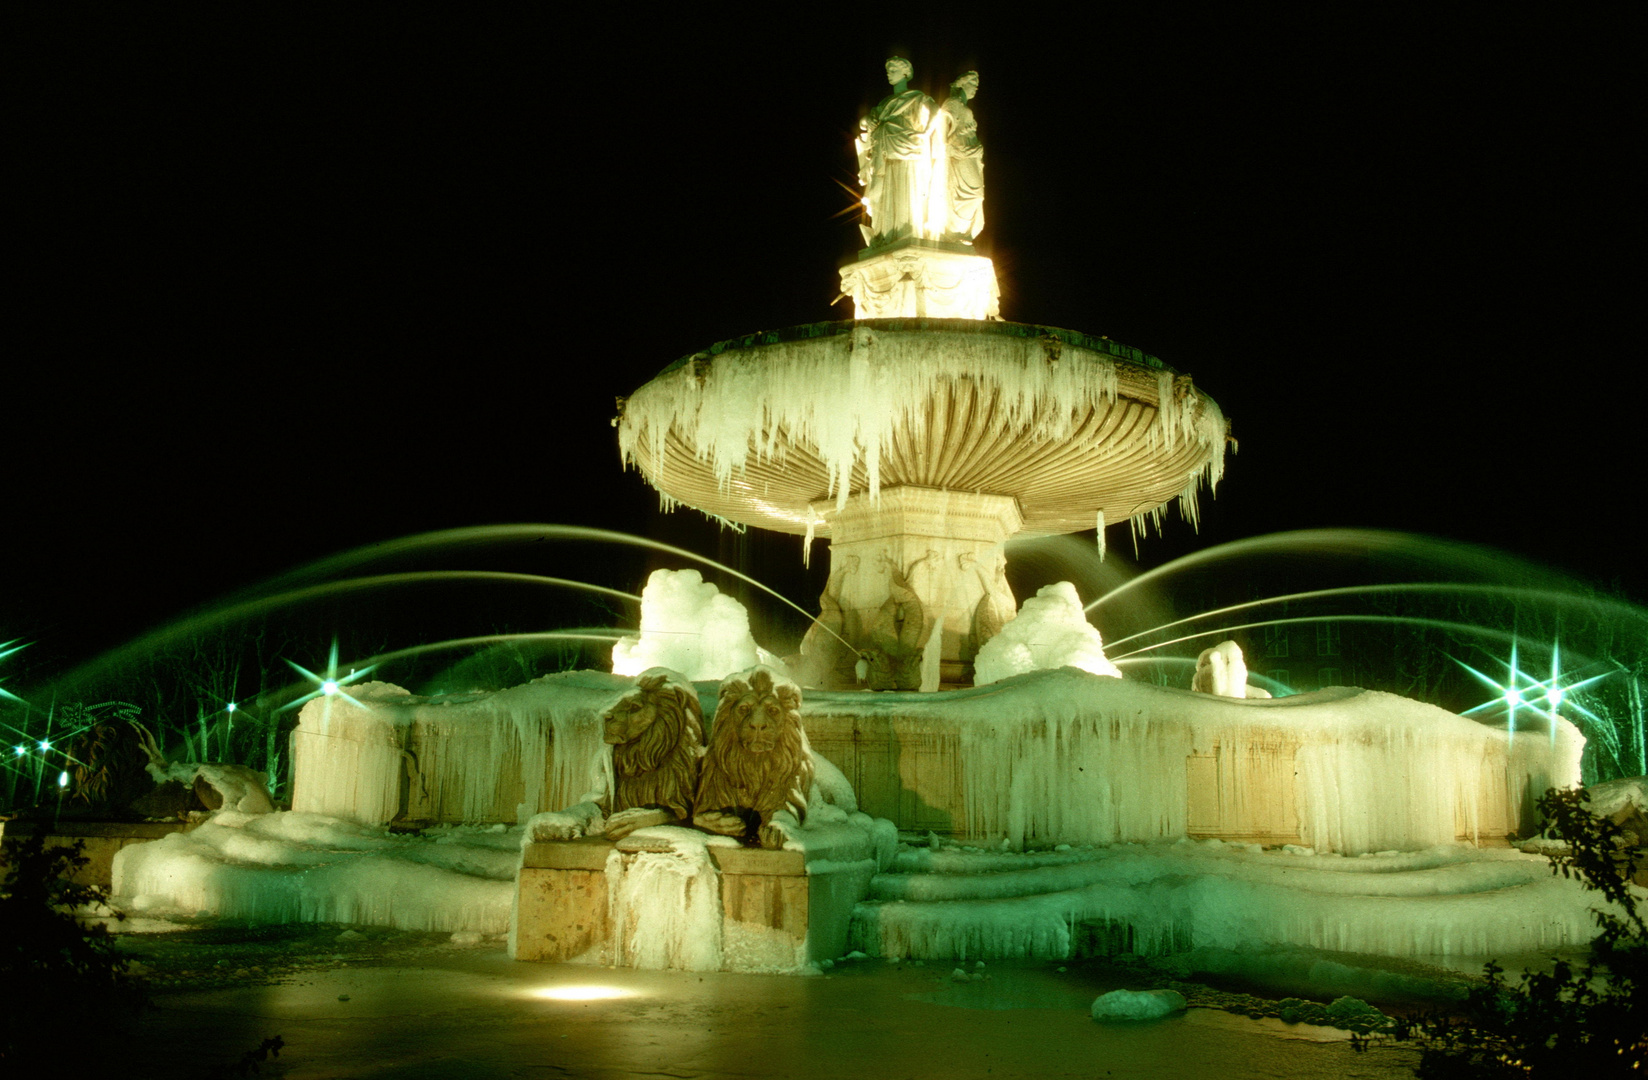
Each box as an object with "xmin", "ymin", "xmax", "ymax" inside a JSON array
[{"xmin": 8, "ymin": 7, "xmax": 1640, "ymax": 690}]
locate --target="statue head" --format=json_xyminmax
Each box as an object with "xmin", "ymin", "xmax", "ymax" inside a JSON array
[
  {"xmin": 952, "ymin": 71, "xmax": 979, "ymax": 98},
  {"xmin": 885, "ymin": 57, "xmax": 913, "ymax": 85}
]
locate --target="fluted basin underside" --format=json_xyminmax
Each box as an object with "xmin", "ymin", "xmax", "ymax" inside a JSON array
[{"xmin": 617, "ymin": 319, "xmax": 1230, "ymax": 539}]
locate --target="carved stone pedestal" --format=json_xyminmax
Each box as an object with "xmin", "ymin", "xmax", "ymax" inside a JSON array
[
  {"xmin": 799, "ymin": 486, "xmax": 1021, "ymax": 690},
  {"xmin": 838, "ymin": 238, "xmax": 1000, "ymax": 320}
]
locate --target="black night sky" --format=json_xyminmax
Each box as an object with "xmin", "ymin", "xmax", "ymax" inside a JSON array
[{"xmin": 9, "ymin": 8, "xmax": 1641, "ymax": 690}]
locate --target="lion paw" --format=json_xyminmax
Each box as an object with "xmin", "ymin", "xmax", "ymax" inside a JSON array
[
  {"xmin": 693, "ymin": 811, "xmax": 747, "ymax": 837},
  {"xmin": 603, "ymin": 807, "xmax": 671, "ymax": 839},
  {"xmin": 526, "ymin": 810, "xmax": 587, "ymax": 842},
  {"xmin": 757, "ymin": 823, "xmax": 788, "ymax": 850}
]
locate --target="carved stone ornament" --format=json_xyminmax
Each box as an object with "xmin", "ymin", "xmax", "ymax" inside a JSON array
[
  {"xmin": 693, "ymin": 665, "xmax": 815, "ymax": 849},
  {"xmin": 864, "ymin": 552, "xmax": 932, "ymax": 691},
  {"xmin": 838, "ymin": 244, "xmax": 1001, "ymax": 320}
]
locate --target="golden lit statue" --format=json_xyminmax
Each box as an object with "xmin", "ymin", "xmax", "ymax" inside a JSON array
[
  {"xmin": 856, "ymin": 58, "xmax": 939, "ymax": 247},
  {"xmin": 935, "ymin": 71, "xmax": 984, "ymax": 243}
]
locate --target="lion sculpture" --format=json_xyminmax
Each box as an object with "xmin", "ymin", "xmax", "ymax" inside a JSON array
[
  {"xmin": 693, "ymin": 664, "xmax": 815, "ymax": 849},
  {"xmin": 526, "ymin": 667, "xmax": 705, "ymax": 842}
]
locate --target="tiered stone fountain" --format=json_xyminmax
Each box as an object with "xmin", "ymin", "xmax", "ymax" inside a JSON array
[
  {"xmin": 214, "ymin": 59, "xmax": 1591, "ymax": 977},
  {"xmin": 616, "ymin": 60, "xmax": 1230, "ymax": 690}
]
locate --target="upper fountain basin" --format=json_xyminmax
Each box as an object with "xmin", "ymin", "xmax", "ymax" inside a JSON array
[{"xmin": 617, "ymin": 319, "xmax": 1230, "ymax": 538}]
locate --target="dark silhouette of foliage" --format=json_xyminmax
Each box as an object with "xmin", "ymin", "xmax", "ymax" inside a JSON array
[
  {"xmin": 0, "ymin": 835, "xmax": 145, "ymax": 1062},
  {"xmin": 1393, "ymin": 787, "xmax": 1645, "ymax": 1076}
]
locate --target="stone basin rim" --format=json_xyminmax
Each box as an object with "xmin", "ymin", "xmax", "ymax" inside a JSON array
[{"xmin": 647, "ymin": 318, "xmax": 1179, "ymax": 381}]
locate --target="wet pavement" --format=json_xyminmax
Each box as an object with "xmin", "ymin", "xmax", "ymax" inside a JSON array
[{"xmin": 111, "ymin": 935, "xmax": 1422, "ymax": 1079}]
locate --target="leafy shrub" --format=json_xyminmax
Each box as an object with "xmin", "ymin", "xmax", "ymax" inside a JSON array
[
  {"xmin": 0, "ymin": 835, "xmax": 145, "ymax": 1062},
  {"xmin": 1395, "ymin": 786, "xmax": 1645, "ymax": 1077}
]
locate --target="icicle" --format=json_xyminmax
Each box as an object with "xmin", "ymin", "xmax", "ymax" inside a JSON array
[
  {"xmin": 1155, "ymin": 371, "xmax": 1177, "ymax": 450},
  {"xmin": 802, "ymin": 507, "xmax": 818, "ymax": 568},
  {"xmin": 1095, "ymin": 511, "xmax": 1106, "ymax": 562}
]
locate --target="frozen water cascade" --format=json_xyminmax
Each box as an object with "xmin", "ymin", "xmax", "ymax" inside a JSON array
[
  {"xmin": 289, "ymin": 665, "xmax": 1577, "ymax": 855},
  {"xmin": 802, "ymin": 668, "xmax": 1581, "ymax": 854},
  {"xmin": 604, "ymin": 827, "xmax": 730, "ymax": 972},
  {"xmin": 618, "ymin": 322, "xmax": 1230, "ymax": 689},
  {"xmin": 849, "ymin": 840, "xmax": 1615, "ymax": 962}
]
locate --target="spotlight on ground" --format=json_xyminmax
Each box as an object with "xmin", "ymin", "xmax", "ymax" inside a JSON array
[{"xmin": 528, "ymin": 985, "xmax": 640, "ymax": 1002}]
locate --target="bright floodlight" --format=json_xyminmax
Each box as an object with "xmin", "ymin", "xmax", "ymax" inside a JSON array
[
  {"xmin": 1503, "ymin": 688, "xmax": 1520, "ymax": 707},
  {"xmin": 13, "ymin": 745, "xmax": 24, "ymax": 757},
  {"xmin": 529, "ymin": 985, "xmax": 640, "ymax": 1002},
  {"xmin": 321, "ymin": 680, "xmax": 338, "ymax": 696},
  {"xmin": 57, "ymin": 771, "xmax": 68, "ymax": 787},
  {"xmin": 1547, "ymin": 686, "xmax": 1563, "ymax": 708},
  {"xmin": 37, "ymin": 740, "xmax": 49, "ymax": 752},
  {"xmin": 226, "ymin": 702, "xmax": 237, "ymax": 713}
]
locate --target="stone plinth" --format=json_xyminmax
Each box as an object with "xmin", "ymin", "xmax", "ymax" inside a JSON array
[
  {"xmin": 800, "ymin": 486, "xmax": 1020, "ymax": 690},
  {"xmin": 511, "ymin": 830, "xmax": 877, "ymax": 971},
  {"xmin": 838, "ymin": 238, "xmax": 1000, "ymax": 320},
  {"xmin": 514, "ymin": 837, "xmax": 614, "ymax": 963}
]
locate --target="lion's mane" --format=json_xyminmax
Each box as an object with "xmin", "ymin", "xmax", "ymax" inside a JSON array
[
  {"xmin": 604, "ymin": 668, "xmax": 704, "ymax": 821},
  {"xmin": 695, "ymin": 666, "xmax": 814, "ymax": 833}
]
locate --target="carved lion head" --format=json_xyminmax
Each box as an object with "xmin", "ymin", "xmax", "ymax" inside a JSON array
[{"xmin": 720, "ymin": 672, "xmax": 800, "ymax": 755}]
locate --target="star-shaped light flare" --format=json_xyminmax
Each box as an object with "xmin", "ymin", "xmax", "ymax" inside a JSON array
[
  {"xmin": 1454, "ymin": 639, "xmax": 1611, "ymax": 731},
  {"xmin": 280, "ymin": 640, "xmax": 377, "ymax": 713}
]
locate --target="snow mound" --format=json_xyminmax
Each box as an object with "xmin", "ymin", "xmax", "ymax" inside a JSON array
[
  {"xmin": 111, "ymin": 811, "xmax": 517, "ymax": 934},
  {"xmin": 1091, "ymin": 989, "xmax": 1186, "ymax": 1021},
  {"xmin": 973, "ymin": 582, "xmax": 1122, "ymax": 686},
  {"xmin": 612, "ymin": 569, "xmax": 777, "ymax": 681}
]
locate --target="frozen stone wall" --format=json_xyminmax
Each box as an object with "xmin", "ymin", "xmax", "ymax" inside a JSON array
[
  {"xmin": 291, "ymin": 667, "xmax": 1581, "ymax": 854},
  {"xmin": 802, "ymin": 669, "xmax": 1583, "ymax": 854}
]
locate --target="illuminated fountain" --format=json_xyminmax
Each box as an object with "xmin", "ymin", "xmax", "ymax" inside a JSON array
[
  {"xmin": 104, "ymin": 60, "xmax": 1618, "ymax": 976},
  {"xmin": 617, "ymin": 62, "xmax": 1226, "ymax": 692}
]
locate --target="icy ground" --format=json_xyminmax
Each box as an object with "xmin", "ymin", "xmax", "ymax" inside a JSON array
[{"xmin": 106, "ymin": 938, "xmax": 1426, "ymax": 1079}]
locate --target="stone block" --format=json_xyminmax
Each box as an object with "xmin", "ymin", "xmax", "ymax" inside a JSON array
[{"xmin": 514, "ymin": 839, "xmax": 614, "ymax": 963}]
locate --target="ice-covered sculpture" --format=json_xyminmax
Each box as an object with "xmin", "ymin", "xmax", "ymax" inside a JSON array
[
  {"xmin": 788, "ymin": 560, "xmax": 858, "ymax": 688},
  {"xmin": 132, "ymin": 720, "xmax": 276, "ymax": 814},
  {"xmin": 972, "ymin": 582, "xmax": 1123, "ymax": 686},
  {"xmin": 693, "ymin": 665, "xmax": 815, "ymax": 849},
  {"xmin": 862, "ymin": 552, "xmax": 932, "ymax": 691},
  {"xmin": 855, "ymin": 57, "xmax": 939, "ymax": 247},
  {"xmin": 1191, "ymin": 640, "xmax": 1272, "ymax": 699},
  {"xmin": 935, "ymin": 71, "xmax": 983, "ymax": 243},
  {"xmin": 526, "ymin": 668, "xmax": 705, "ymax": 841}
]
